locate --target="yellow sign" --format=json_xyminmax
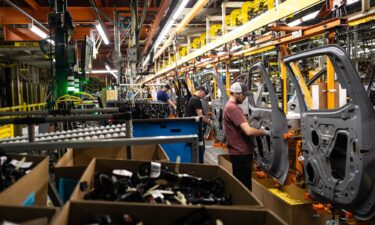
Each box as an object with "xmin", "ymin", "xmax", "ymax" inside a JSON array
[
  {"xmin": 14, "ymin": 42, "xmax": 40, "ymax": 47},
  {"xmin": 106, "ymin": 90, "xmax": 118, "ymax": 101}
]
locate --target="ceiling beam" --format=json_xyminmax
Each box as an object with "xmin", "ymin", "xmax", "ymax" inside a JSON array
[
  {"xmin": 143, "ymin": 0, "xmax": 170, "ymax": 54},
  {"xmin": 0, "ymin": 7, "xmax": 159, "ymax": 24},
  {"xmin": 24, "ymin": 0, "xmax": 40, "ymax": 10},
  {"xmin": 3, "ymin": 27, "xmax": 37, "ymax": 41},
  {"xmin": 94, "ymin": 0, "xmax": 102, "ymax": 8}
]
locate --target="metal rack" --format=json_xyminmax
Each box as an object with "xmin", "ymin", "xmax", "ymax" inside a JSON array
[{"xmin": 0, "ymin": 135, "xmax": 199, "ymax": 161}]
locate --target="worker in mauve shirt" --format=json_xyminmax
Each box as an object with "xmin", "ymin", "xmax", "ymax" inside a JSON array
[{"xmin": 223, "ymin": 82, "xmax": 269, "ymax": 190}]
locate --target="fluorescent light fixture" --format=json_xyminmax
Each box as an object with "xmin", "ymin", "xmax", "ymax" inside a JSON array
[
  {"xmin": 104, "ymin": 63, "xmax": 118, "ymax": 81},
  {"xmin": 28, "ymin": 23, "xmax": 47, "ymax": 39},
  {"xmin": 104, "ymin": 63, "xmax": 111, "ymax": 71},
  {"xmin": 95, "ymin": 21, "xmax": 109, "ymax": 45},
  {"xmin": 302, "ymin": 11, "xmax": 319, "ymax": 21},
  {"xmin": 152, "ymin": 0, "xmax": 190, "ymax": 53},
  {"xmin": 93, "ymin": 46, "xmax": 98, "ymax": 59},
  {"xmin": 91, "ymin": 69, "xmax": 118, "ymax": 74},
  {"xmin": 153, "ymin": 19, "xmax": 174, "ymax": 52},
  {"xmin": 217, "ymin": 51, "xmax": 226, "ymax": 56},
  {"xmin": 142, "ymin": 54, "xmax": 151, "ymax": 67},
  {"xmin": 230, "ymin": 45, "xmax": 243, "ymax": 52},
  {"xmin": 28, "ymin": 23, "xmax": 54, "ymax": 45},
  {"xmin": 287, "ymin": 10, "xmax": 319, "ymax": 27},
  {"xmin": 200, "ymin": 58, "xmax": 210, "ymax": 63},
  {"xmin": 347, "ymin": 0, "xmax": 360, "ymax": 5},
  {"xmin": 218, "ymin": 69, "xmax": 240, "ymax": 72}
]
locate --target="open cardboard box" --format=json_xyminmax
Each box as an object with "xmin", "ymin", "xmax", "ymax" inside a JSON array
[
  {"xmin": 0, "ymin": 204, "xmax": 57, "ymax": 225},
  {"xmin": 70, "ymin": 158, "xmax": 262, "ymax": 207},
  {"xmin": 55, "ymin": 145, "xmax": 169, "ymax": 202},
  {"xmin": 56, "ymin": 144, "xmax": 169, "ymax": 168},
  {"xmin": 0, "ymin": 154, "xmax": 48, "ymax": 206},
  {"xmin": 52, "ymin": 200, "xmax": 287, "ymax": 225},
  {"xmin": 218, "ymin": 154, "xmax": 331, "ymax": 225}
]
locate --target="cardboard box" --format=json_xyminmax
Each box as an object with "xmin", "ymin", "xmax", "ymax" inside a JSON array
[
  {"xmin": 52, "ymin": 200, "xmax": 287, "ymax": 225},
  {"xmin": 56, "ymin": 144, "xmax": 169, "ymax": 168},
  {"xmin": 70, "ymin": 159, "xmax": 262, "ymax": 207},
  {"xmin": 218, "ymin": 154, "xmax": 330, "ymax": 225},
  {"xmin": 0, "ymin": 204, "xmax": 57, "ymax": 225},
  {"xmin": 55, "ymin": 145, "xmax": 169, "ymax": 202},
  {"xmin": 0, "ymin": 155, "xmax": 48, "ymax": 206}
]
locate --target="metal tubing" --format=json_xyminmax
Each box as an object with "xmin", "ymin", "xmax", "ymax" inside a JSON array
[
  {"xmin": 27, "ymin": 124, "xmax": 35, "ymax": 142},
  {"xmin": 0, "ymin": 135, "xmax": 200, "ymax": 159},
  {"xmin": 114, "ymin": 10, "xmax": 121, "ymax": 83},
  {"xmin": 0, "ymin": 108, "xmax": 120, "ymax": 117},
  {"xmin": 0, "ymin": 113, "xmax": 129, "ymax": 125},
  {"xmin": 125, "ymin": 112, "xmax": 133, "ymax": 159}
]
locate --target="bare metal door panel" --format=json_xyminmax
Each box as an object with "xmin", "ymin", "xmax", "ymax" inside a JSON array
[
  {"xmin": 247, "ymin": 63, "xmax": 289, "ymax": 184},
  {"xmin": 284, "ymin": 45, "xmax": 375, "ymax": 219}
]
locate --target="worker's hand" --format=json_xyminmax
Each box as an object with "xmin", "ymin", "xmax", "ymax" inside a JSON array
[
  {"xmin": 263, "ymin": 130, "xmax": 271, "ymax": 136},
  {"xmin": 209, "ymin": 120, "xmax": 213, "ymax": 127}
]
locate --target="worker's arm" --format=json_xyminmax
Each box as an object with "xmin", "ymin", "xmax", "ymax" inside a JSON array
[
  {"xmin": 167, "ymin": 99, "xmax": 177, "ymax": 110},
  {"xmin": 196, "ymin": 108, "xmax": 212, "ymax": 126},
  {"xmin": 240, "ymin": 122, "xmax": 268, "ymax": 136}
]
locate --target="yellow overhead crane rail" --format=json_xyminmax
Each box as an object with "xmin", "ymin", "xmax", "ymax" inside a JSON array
[{"xmin": 146, "ymin": 0, "xmax": 324, "ymax": 82}]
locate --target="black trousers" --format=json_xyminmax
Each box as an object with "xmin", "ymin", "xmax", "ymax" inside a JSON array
[{"xmin": 230, "ymin": 154, "xmax": 253, "ymax": 191}]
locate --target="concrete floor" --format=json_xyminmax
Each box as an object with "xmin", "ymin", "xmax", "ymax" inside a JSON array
[{"xmin": 203, "ymin": 140, "xmax": 227, "ymax": 165}]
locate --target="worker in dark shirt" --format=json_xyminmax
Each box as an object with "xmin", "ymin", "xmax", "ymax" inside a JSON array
[
  {"xmin": 157, "ymin": 84, "xmax": 177, "ymax": 117},
  {"xmin": 187, "ymin": 86, "xmax": 212, "ymax": 163},
  {"xmin": 223, "ymin": 82, "xmax": 269, "ymax": 190}
]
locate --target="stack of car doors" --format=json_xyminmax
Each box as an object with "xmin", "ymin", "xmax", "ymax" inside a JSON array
[{"xmin": 283, "ymin": 45, "xmax": 375, "ymax": 219}]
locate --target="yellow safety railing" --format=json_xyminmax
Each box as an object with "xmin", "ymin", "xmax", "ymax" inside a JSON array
[
  {"xmin": 0, "ymin": 103, "xmax": 46, "ymax": 113},
  {"xmin": 0, "ymin": 124, "xmax": 14, "ymax": 138},
  {"xmin": 55, "ymin": 94, "xmax": 95, "ymax": 108},
  {"xmin": 75, "ymin": 92, "xmax": 96, "ymax": 102}
]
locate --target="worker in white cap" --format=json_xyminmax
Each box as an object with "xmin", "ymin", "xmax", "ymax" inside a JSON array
[{"xmin": 223, "ymin": 82, "xmax": 269, "ymax": 190}]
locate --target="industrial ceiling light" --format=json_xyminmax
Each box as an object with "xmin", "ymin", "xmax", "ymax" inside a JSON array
[
  {"xmin": 287, "ymin": 0, "xmax": 360, "ymax": 27},
  {"xmin": 28, "ymin": 23, "xmax": 47, "ymax": 39},
  {"xmin": 28, "ymin": 23, "xmax": 54, "ymax": 45},
  {"xmin": 144, "ymin": 0, "xmax": 190, "ymax": 66},
  {"xmin": 95, "ymin": 21, "xmax": 109, "ymax": 45},
  {"xmin": 105, "ymin": 63, "xmax": 118, "ymax": 81},
  {"xmin": 91, "ymin": 69, "xmax": 118, "ymax": 74},
  {"xmin": 142, "ymin": 54, "xmax": 151, "ymax": 68}
]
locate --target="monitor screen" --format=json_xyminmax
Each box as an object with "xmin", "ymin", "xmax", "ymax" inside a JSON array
[{"xmin": 81, "ymin": 36, "xmax": 93, "ymax": 75}]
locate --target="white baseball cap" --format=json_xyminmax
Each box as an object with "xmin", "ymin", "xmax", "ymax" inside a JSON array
[{"xmin": 230, "ymin": 82, "xmax": 251, "ymax": 96}]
